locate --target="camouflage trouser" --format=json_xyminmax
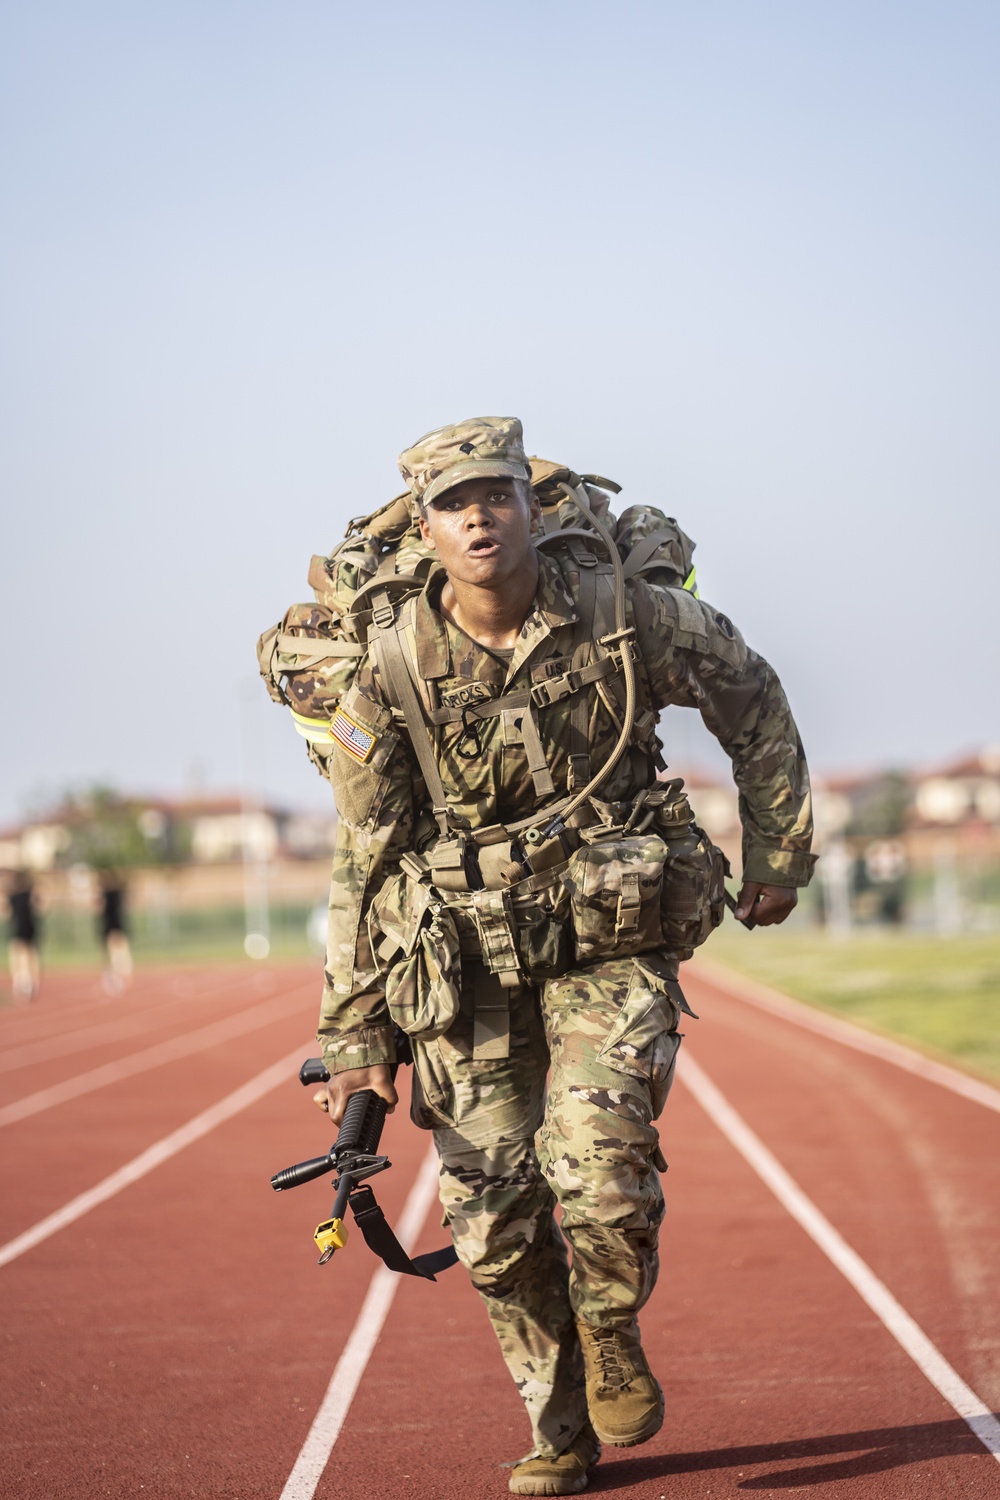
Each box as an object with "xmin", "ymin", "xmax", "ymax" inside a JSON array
[{"xmin": 409, "ymin": 950, "xmax": 684, "ymax": 1459}]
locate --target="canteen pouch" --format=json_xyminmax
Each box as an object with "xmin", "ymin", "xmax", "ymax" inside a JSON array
[
  {"xmin": 566, "ymin": 834, "xmax": 669, "ymax": 964},
  {"xmin": 368, "ymin": 872, "xmax": 461, "ymax": 1039},
  {"xmin": 656, "ymin": 818, "xmax": 729, "ymax": 957}
]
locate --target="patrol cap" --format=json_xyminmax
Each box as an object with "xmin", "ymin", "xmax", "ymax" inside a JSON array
[{"xmin": 398, "ymin": 416, "xmax": 530, "ymax": 508}]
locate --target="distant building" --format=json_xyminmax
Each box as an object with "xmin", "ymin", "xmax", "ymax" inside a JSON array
[
  {"xmin": 813, "ymin": 774, "xmax": 866, "ymax": 841},
  {"xmin": 0, "ymin": 820, "xmax": 71, "ymax": 872},
  {"xmin": 906, "ymin": 747, "xmax": 1000, "ymax": 870},
  {"xmin": 0, "ymin": 793, "xmax": 336, "ymax": 871},
  {"xmin": 911, "ymin": 747, "xmax": 1000, "ymax": 828}
]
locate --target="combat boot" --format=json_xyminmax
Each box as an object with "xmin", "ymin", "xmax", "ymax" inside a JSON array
[
  {"xmin": 508, "ymin": 1424, "xmax": 601, "ymax": 1496},
  {"xmin": 576, "ymin": 1320, "xmax": 664, "ymax": 1448}
]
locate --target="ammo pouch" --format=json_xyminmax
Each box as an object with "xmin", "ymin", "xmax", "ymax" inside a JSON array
[
  {"xmin": 367, "ymin": 871, "xmax": 461, "ymax": 1039},
  {"xmin": 566, "ymin": 834, "xmax": 669, "ymax": 964}
]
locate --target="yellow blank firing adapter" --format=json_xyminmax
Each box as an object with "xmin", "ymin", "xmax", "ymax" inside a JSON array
[{"xmin": 314, "ymin": 1216, "xmax": 349, "ymax": 1261}]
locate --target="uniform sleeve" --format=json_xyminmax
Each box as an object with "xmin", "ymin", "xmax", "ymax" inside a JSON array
[
  {"xmin": 318, "ymin": 666, "xmax": 417, "ymax": 1073},
  {"xmin": 632, "ymin": 583, "xmax": 817, "ymax": 888}
]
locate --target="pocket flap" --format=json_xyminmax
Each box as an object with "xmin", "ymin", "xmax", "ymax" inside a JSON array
[
  {"xmin": 598, "ymin": 958, "xmax": 684, "ymax": 1074},
  {"xmin": 369, "ymin": 871, "xmax": 435, "ymax": 965}
]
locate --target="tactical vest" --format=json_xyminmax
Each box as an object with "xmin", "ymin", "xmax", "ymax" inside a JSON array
[{"xmin": 258, "ymin": 463, "xmax": 726, "ymax": 1055}]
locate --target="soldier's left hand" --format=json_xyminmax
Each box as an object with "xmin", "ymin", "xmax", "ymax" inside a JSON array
[{"xmin": 734, "ymin": 881, "xmax": 798, "ymax": 926}]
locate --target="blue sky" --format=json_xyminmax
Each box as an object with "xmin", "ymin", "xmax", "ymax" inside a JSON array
[{"xmin": 1, "ymin": 1, "xmax": 997, "ymax": 820}]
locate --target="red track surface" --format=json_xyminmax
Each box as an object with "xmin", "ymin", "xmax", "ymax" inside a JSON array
[{"xmin": 2, "ymin": 959, "xmax": 998, "ymax": 1498}]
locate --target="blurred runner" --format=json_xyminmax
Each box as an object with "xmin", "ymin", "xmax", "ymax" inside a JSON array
[
  {"xmin": 97, "ymin": 868, "xmax": 133, "ymax": 994},
  {"xmin": 6, "ymin": 869, "xmax": 41, "ymax": 1001}
]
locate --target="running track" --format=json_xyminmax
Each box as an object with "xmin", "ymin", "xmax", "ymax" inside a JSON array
[{"xmin": 1, "ymin": 957, "xmax": 998, "ymax": 1498}]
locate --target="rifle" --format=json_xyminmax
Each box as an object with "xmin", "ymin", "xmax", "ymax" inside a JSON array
[
  {"xmin": 723, "ymin": 888, "xmax": 755, "ymax": 929},
  {"xmin": 269, "ymin": 1040, "xmax": 457, "ymax": 1281}
]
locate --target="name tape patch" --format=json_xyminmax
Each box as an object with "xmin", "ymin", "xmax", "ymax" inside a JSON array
[
  {"xmin": 330, "ymin": 707, "xmax": 378, "ymax": 764},
  {"xmin": 439, "ymin": 680, "xmax": 493, "ymax": 711}
]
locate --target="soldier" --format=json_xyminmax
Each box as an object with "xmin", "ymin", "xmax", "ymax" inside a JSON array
[{"xmin": 312, "ymin": 417, "xmax": 814, "ymax": 1495}]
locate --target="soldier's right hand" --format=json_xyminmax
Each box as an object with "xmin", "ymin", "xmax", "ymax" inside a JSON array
[{"xmin": 313, "ymin": 1065, "xmax": 398, "ymax": 1127}]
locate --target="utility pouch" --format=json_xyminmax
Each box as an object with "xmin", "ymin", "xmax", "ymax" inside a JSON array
[
  {"xmin": 511, "ymin": 886, "xmax": 573, "ymax": 982},
  {"xmin": 566, "ymin": 834, "xmax": 669, "ymax": 964},
  {"xmin": 468, "ymin": 889, "xmax": 523, "ymax": 988},
  {"xmin": 368, "ymin": 873, "xmax": 461, "ymax": 1039}
]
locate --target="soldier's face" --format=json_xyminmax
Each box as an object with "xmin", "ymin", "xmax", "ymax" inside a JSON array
[{"xmin": 418, "ymin": 476, "xmax": 540, "ymax": 586}]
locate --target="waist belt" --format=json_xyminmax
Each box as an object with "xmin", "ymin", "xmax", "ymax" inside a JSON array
[{"xmin": 396, "ymin": 784, "xmax": 691, "ymax": 1061}]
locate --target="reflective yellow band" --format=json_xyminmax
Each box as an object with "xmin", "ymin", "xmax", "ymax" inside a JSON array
[
  {"xmin": 682, "ymin": 566, "xmax": 699, "ymax": 597},
  {"xmin": 289, "ymin": 708, "xmax": 334, "ymax": 744}
]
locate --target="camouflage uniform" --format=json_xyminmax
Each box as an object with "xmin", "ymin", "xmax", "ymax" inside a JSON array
[{"xmin": 313, "ymin": 419, "xmax": 815, "ymax": 1459}]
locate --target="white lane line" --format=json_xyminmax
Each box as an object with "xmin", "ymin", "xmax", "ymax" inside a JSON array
[
  {"xmin": 679, "ymin": 1051, "xmax": 1000, "ymax": 1463},
  {"xmin": 0, "ymin": 1046, "xmax": 305, "ymax": 1269},
  {"xmin": 0, "ymin": 968, "xmax": 238, "ymax": 1051},
  {"xmin": 0, "ymin": 973, "xmax": 265, "ymax": 1074},
  {"xmin": 0, "ymin": 986, "xmax": 315, "ymax": 1126},
  {"xmin": 693, "ymin": 956, "xmax": 1000, "ymax": 1116},
  {"xmin": 279, "ymin": 1147, "xmax": 442, "ymax": 1500}
]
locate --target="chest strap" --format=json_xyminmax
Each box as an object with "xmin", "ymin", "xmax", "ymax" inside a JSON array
[
  {"xmin": 509, "ymin": 706, "xmax": 556, "ymax": 799},
  {"xmin": 426, "ymin": 656, "xmax": 617, "ymax": 725}
]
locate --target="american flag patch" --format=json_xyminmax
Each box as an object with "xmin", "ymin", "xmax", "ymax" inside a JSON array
[{"xmin": 330, "ymin": 707, "xmax": 378, "ymax": 763}]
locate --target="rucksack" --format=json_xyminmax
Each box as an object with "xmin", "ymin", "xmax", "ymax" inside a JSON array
[{"xmin": 257, "ymin": 458, "xmax": 697, "ymax": 781}]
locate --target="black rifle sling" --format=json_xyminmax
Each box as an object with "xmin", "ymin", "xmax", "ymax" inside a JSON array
[{"xmin": 348, "ymin": 1184, "xmax": 458, "ymax": 1280}]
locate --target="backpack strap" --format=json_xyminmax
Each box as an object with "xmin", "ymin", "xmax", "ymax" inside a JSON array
[
  {"xmin": 621, "ymin": 528, "xmax": 684, "ymax": 580},
  {"xmin": 372, "ymin": 595, "xmax": 452, "ymax": 839},
  {"xmin": 273, "ymin": 633, "xmax": 365, "ymax": 661},
  {"xmin": 351, "ymin": 571, "xmax": 427, "ymax": 621},
  {"xmin": 535, "ymin": 527, "xmax": 604, "ymax": 557}
]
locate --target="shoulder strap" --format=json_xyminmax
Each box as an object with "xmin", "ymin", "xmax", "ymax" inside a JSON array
[
  {"xmin": 621, "ymin": 527, "xmax": 685, "ymax": 580},
  {"xmin": 372, "ymin": 594, "xmax": 452, "ymax": 837},
  {"xmin": 274, "ymin": 633, "xmax": 365, "ymax": 661}
]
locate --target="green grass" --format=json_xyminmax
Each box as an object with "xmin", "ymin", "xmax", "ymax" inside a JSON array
[
  {"xmin": 705, "ymin": 915, "xmax": 1000, "ymax": 1083},
  {"xmin": 14, "ymin": 904, "xmax": 321, "ymax": 970}
]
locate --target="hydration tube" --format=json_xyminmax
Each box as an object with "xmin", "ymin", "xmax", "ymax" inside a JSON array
[{"xmin": 533, "ymin": 481, "xmax": 639, "ymax": 840}]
